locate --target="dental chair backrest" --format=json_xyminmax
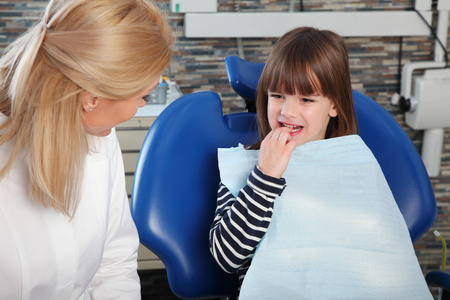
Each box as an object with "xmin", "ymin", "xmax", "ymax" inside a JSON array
[
  {"xmin": 131, "ymin": 91, "xmax": 256, "ymax": 299},
  {"xmin": 130, "ymin": 56, "xmax": 437, "ymax": 299}
]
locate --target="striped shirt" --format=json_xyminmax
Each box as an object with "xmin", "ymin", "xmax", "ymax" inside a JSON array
[{"xmin": 209, "ymin": 165, "xmax": 286, "ymax": 292}]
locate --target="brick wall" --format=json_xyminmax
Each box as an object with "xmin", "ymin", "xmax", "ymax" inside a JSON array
[{"xmin": 2, "ymin": 0, "xmax": 450, "ymax": 295}]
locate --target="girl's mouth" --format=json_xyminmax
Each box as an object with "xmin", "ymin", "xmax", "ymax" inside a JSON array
[{"xmin": 280, "ymin": 122, "xmax": 303, "ymax": 133}]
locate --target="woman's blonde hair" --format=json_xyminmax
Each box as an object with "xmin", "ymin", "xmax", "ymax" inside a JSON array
[
  {"xmin": 0, "ymin": 0, "xmax": 174, "ymax": 216},
  {"xmin": 252, "ymin": 27, "xmax": 357, "ymax": 149}
]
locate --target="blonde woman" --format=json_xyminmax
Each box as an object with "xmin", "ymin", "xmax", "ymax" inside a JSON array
[{"xmin": 0, "ymin": 0, "xmax": 173, "ymax": 299}]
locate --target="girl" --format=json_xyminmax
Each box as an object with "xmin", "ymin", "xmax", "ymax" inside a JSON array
[
  {"xmin": 0, "ymin": 0, "xmax": 173, "ymax": 299},
  {"xmin": 209, "ymin": 27, "xmax": 431, "ymax": 299}
]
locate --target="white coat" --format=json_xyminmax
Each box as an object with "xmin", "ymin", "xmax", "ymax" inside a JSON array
[{"xmin": 0, "ymin": 115, "xmax": 141, "ymax": 300}]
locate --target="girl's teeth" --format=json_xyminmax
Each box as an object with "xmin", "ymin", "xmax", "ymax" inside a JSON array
[{"xmin": 282, "ymin": 123, "xmax": 302, "ymax": 132}]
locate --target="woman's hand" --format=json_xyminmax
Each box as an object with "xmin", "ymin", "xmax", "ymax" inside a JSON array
[{"xmin": 258, "ymin": 127, "xmax": 296, "ymax": 178}]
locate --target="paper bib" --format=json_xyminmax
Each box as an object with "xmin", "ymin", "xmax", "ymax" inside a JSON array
[{"xmin": 218, "ymin": 135, "xmax": 432, "ymax": 300}]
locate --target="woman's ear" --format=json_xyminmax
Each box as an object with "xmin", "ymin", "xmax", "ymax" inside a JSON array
[{"xmin": 81, "ymin": 91, "xmax": 99, "ymax": 112}]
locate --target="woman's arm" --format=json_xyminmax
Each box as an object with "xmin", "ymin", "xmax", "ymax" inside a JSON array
[{"xmin": 209, "ymin": 165, "xmax": 286, "ymax": 273}]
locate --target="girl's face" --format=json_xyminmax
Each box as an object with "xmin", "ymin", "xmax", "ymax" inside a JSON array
[
  {"xmin": 267, "ymin": 90, "xmax": 337, "ymax": 148},
  {"xmin": 82, "ymin": 78, "xmax": 160, "ymax": 137}
]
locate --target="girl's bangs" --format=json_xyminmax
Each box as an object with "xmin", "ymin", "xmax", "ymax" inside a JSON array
[{"xmin": 265, "ymin": 58, "xmax": 323, "ymax": 96}]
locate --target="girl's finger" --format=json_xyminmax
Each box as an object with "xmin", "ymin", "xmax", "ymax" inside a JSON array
[
  {"xmin": 265, "ymin": 129, "xmax": 275, "ymax": 140},
  {"xmin": 275, "ymin": 127, "xmax": 292, "ymax": 142},
  {"xmin": 279, "ymin": 130, "xmax": 292, "ymax": 144}
]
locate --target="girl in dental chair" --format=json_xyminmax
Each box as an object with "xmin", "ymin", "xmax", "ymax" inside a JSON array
[{"xmin": 209, "ymin": 27, "xmax": 431, "ymax": 299}]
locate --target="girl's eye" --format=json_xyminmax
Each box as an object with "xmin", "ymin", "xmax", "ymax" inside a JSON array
[
  {"xmin": 269, "ymin": 93, "xmax": 284, "ymax": 99},
  {"xmin": 301, "ymin": 98, "xmax": 313, "ymax": 103}
]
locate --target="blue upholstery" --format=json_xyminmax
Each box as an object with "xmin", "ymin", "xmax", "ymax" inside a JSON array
[
  {"xmin": 131, "ymin": 56, "xmax": 437, "ymax": 298},
  {"xmin": 426, "ymin": 271, "xmax": 450, "ymax": 290},
  {"xmin": 131, "ymin": 92, "xmax": 255, "ymax": 299},
  {"xmin": 225, "ymin": 56, "xmax": 264, "ymax": 112},
  {"xmin": 352, "ymin": 89, "xmax": 436, "ymax": 242}
]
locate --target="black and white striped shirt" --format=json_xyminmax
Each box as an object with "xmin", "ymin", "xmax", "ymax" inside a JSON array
[{"xmin": 209, "ymin": 165, "xmax": 286, "ymax": 291}]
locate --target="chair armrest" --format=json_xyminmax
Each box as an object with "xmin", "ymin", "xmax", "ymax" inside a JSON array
[{"xmin": 426, "ymin": 270, "xmax": 450, "ymax": 291}]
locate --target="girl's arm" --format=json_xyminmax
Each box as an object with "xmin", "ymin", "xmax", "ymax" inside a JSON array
[{"xmin": 209, "ymin": 165, "xmax": 286, "ymax": 273}]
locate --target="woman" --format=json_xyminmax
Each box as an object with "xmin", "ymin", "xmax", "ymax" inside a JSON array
[{"xmin": 0, "ymin": 0, "xmax": 173, "ymax": 299}]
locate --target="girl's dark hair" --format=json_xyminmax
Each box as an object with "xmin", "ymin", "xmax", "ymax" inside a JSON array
[{"xmin": 251, "ymin": 26, "xmax": 357, "ymax": 149}]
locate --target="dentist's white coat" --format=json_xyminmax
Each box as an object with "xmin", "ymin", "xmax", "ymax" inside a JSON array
[{"xmin": 0, "ymin": 114, "xmax": 140, "ymax": 300}]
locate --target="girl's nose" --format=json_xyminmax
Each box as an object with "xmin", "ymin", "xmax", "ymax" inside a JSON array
[{"xmin": 281, "ymin": 98, "xmax": 298, "ymax": 118}]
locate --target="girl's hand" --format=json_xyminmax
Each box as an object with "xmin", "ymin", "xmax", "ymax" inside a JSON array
[{"xmin": 258, "ymin": 127, "xmax": 297, "ymax": 178}]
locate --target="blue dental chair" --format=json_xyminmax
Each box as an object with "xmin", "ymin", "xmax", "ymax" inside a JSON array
[{"xmin": 131, "ymin": 55, "xmax": 438, "ymax": 299}]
